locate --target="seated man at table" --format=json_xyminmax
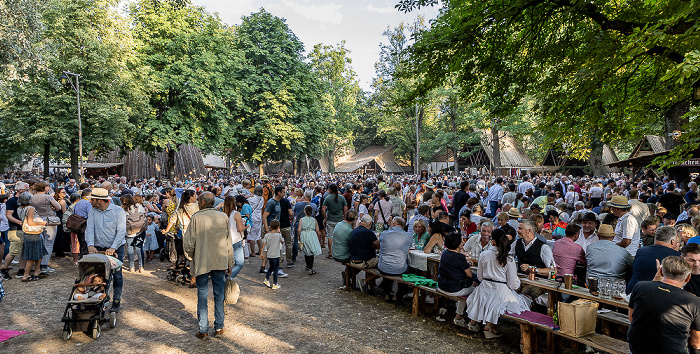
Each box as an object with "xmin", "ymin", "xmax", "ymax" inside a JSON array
[
  {"xmin": 377, "ymin": 217, "xmax": 411, "ymax": 302},
  {"xmin": 512, "ymin": 220, "xmax": 554, "ymax": 306},
  {"xmin": 551, "ymin": 224, "xmax": 586, "ymax": 282},
  {"xmin": 438, "ymin": 211, "xmax": 456, "ymax": 234},
  {"xmin": 332, "ymin": 210, "xmax": 357, "ymax": 264},
  {"xmin": 511, "ymin": 220, "xmax": 554, "ymax": 276},
  {"xmin": 586, "ymin": 224, "xmax": 633, "ymax": 280},
  {"xmin": 628, "ymin": 256, "xmax": 700, "ymax": 354},
  {"xmin": 349, "ymin": 215, "xmax": 380, "ymax": 293},
  {"xmin": 463, "ymin": 220, "xmax": 494, "ymax": 256},
  {"xmin": 627, "ymin": 225, "xmax": 680, "ymax": 294}
]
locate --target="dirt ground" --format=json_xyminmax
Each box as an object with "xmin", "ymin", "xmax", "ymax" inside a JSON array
[{"xmin": 0, "ymin": 253, "xmax": 522, "ymax": 353}]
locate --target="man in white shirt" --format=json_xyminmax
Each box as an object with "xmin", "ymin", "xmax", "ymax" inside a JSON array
[
  {"xmin": 574, "ymin": 212, "xmax": 599, "ymax": 253},
  {"xmin": 589, "ymin": 182, "xmax": 604, "ymax": 207},
  {"xmin": 610, "ymin": 196, "xmax": 641, "ymax": 256},
  {"xmin": 463, "ymin": 222, "xmax": 494, "ymax": 256},
  {"xmin": 518, "ymin": 176, "xmax": 535, "ymax": 194}
]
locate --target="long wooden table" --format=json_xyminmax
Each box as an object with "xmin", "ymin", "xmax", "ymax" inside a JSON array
[{"xmin": 519, "ymin": 277, "xmax": 629, "ymax": 310}]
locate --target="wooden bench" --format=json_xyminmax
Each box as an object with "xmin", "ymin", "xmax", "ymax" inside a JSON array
[
  {"xmin": 501, "ymin": 312, "xmax": 630, "ymax": 354},
  {"xmin": 344, "ymin": 263, "xmax": 630, "ymax": 354},
  {"xmin": 345, "ymin": 263, "xmax": 466, "ymax": 316}
]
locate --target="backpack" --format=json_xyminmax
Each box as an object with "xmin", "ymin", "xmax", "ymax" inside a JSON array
[
  {"xmin": 62, "ymin": 203, "xmax": 75, "ymax": 231},
  {"xmin": 126, "ymin": 208, "xmax": 147, "ymax": 236}
]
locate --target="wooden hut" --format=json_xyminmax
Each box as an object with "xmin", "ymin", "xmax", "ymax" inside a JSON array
[
  {"xmin": 335, "ymin": 145, "xmax": 404, "ymax": 174},
  {"xmin": 89, "ymin": 145, "xmax": 208, "ymax": 180}
]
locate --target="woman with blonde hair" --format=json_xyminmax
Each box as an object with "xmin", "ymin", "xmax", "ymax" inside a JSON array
[{"xmin": 19, "ymin": 192, "xmax": 47, "ymax": 281}]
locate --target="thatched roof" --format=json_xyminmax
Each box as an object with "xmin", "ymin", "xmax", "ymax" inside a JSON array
[
  {"xmin": 479, "ymin": 130, "xmax": 534, "ymax": 168},
  {"xmin": 335, "ymin": 145, "xmax": 404, "ymax": 173},
  {"xmin": 89, "ymin": 144, "xmax": 208, "ymax": 180}
]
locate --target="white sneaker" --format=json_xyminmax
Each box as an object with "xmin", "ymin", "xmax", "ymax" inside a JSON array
[
  {"xmin": 262, "ymin": 279, "xmax": 271, "ymax": 288},
  {"xmin": 43, "ymin": 266, "xmax": 56, "ymax": 273},
  {"xmin": 271, "ymin": 284, "xmax": 281, "ymax": 290},
  {"xmin": 467, "ymin": 322, "xmax": 480, "ymax": 333},
  {"xmin": 453, "ymin": 317, "xmax": 467, "ymax": 328},
  {"xmin": 11, "ymin": 259, "xmax": 19, "ymax": 264},
  {"xmin": 277, "ymin": 270, "xmax": 288, "ymax": 278}
]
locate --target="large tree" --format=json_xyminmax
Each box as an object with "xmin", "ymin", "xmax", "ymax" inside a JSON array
[
  {"xmin": 398, "ymin": 0, "xmax": 700, "ymax": 169},
  {"xmin": 308, "ymin": 41, "xmax": 362, "ymax": 173},
  {"xmin": 231, "ymin": 9, "xmax": 329, "ymax": 174},
  {"xmin": 1, "ymin": 0, "xmax": 146, "ymax": 177},
  {"xmin": 129, "ymin": 0, "xmax": 243, "ymax": 179}
]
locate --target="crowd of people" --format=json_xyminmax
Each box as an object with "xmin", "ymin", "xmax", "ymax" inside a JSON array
[{"xmin": 1, "ymin": 170, "xmax": 700, "ymax": 350}]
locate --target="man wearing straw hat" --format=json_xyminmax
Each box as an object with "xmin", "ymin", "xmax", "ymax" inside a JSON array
[
  {"xmin": 86, "ymin": 187, "xmax": 126, "ymax": 313},
  {"xmin": 609, "ymin": 195, "xmax": 641, "ymax": 257},
  {"xmin": 585, "ymin": 224, "xmax": 633, "ymax": 280}
]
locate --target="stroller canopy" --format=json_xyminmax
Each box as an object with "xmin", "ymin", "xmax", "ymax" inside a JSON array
[{"xmin": 76, "ymin": 254, "xmax": 117, "ymax": 280}]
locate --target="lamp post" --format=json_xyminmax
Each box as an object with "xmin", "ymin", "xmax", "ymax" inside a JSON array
[{"xmin": 60, "ymin": 71, "xmax": 83, "ymax": 182}]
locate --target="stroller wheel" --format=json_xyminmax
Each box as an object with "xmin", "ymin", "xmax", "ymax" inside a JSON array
[
  {"xmin": 91, "ymin": 322, "xmax": 101, "ymax": 339},
  {"xmin": 109, "ymin": 312, "xmax": 117, "ymax": 328},
  {"xmin": 159, "ymin": 251, "xmax": 166, "ymax": 262},
  {"xmin": 62, "ymin": 325, "xmax": 72, "ymax": 341}
]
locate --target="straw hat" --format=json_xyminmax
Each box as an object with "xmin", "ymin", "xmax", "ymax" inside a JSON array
[
  {"xmin": 597, "ymin": 224, "xmax": 616, "ymax": 237},
  {"xmin": 608, "ymin": 195, "xmax": 630, "ymax": 209},
  {"xmin": 507, "ymin": 208, "xmax": 521, "ymax": 218},
  {"xmin": 259, "ymin": 175, "xmax": 270, "ymax": 181},
  {"xmin": 425, "ymin": 181, "xmax": 436, "ymax": 189},
  {"xmin": 91, "ymin": 188, "xmax": 110, "ymax": 200}
]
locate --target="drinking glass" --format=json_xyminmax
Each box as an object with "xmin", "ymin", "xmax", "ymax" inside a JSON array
[
  {"xmin": 599, "ymin": 278, "xmax": 612, "ymax": 299},
  {"xmin": 613, "ymin": 279, "xmax": 626, "ymax": 300}
]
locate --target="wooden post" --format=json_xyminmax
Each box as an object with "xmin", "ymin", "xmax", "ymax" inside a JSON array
[
  {"xmin": 521, "ymin": 324, "xmax": 537, "ymax": 354},
  {"xmin": 412, "ymin": 288, "xmax": 420, "ymax": 317}
]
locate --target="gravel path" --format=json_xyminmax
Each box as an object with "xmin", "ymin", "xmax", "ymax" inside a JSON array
[{"xmin": 0, "ymin": 254, "xmax": 521, "ymax": 353}]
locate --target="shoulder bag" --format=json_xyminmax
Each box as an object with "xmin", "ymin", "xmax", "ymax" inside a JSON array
[{"xmin": 22, "ymin": 207, "xmax": 45, "ymax": 235}]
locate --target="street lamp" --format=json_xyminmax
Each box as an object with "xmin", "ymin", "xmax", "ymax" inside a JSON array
[{"xmin": 60, "ymin": 71, "xmax": 83, "ymax": 182}]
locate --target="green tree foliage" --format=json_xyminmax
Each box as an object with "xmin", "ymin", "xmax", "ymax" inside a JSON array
[
  {"xmin": 399, "ymin": 0, "xmax": 700, "ymax": 167},
  {"xmin": 129, "ymin": 0, "xmax": 244, "ymax": 178},
  {"xmin": 0, "ymin": 0, "xmax": 147, "ymax": 176},
  {"xmin": 308, "ymin": 41, "xmax": 362, "ymax": 172},
  {"xmin": 230, "ymin": 9, "xmax": 329, "ymax": 172}
]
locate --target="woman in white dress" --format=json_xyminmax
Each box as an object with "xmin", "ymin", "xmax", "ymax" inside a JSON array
[
  {"xmin": 465, "ymin": 229, "xmax": 530, "ymax": 338},
  {"xmin": 247, "ymin": 186, "xmax": 265, "ymax": 256}
]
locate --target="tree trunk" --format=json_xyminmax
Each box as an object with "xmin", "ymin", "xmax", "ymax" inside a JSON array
[
  {"xmin": 69, "ymin": 139, "xmax": 79, "ymax": 180},
  {"xmin": 450, "ymin": 104, "xmax": 459, "ymax": 175},
  {"xmin": 415, "ymin": 104, "xmax": 423, "ymax": 175},
  {"xmin": 588, "ymin": 138, "xmax": 605, "ymax": 176},
  {"xmin": 258, "ymin": 161, "xmax": 264, "ymax": 176},
  {"xmin": 292, "ymin": 158, "xmax": 298, "ymax": 175},
  {"xmin": 664, "ymin": 100, "xmax": 690, "ymax": 150},
  {"xmin": 491, "ymin": 123, "xmax": 501, "ymax": 174},
  {"xmin": 43, "ymin": 141, "xmax": 50, "ymax": 178},
  {"xmin": 167, "ymin": 147, "xmax": 175, "ymax": 181},
  {"xmin": 326, "ymin": 150, "xmax": 336, "ymax": 174}
]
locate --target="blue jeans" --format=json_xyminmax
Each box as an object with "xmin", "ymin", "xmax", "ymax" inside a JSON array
[
  {"xmin": 266, "ymin": 258, "xmax": 279, "ymax": 284},
  {"xmin": 196, "ymin": 270, "xmax": 226, "ymax": 333},
  {"xmin": 489, "ymin": 200, "xmax": 499, "ymax": 218},
  {"xmin": 125, "ymin": 236, "xmax": 143, "ymax": 270},
  {"xmin": 97, "ymin": 245, "xmax": 124, "ymax": 302},
  {"xmin": 231, "ymin": 241, "xmax": 245, "ymax": 279},
  {"xmin": 1, "ymin": 231, "xmax": 8, "ymax": 256}
]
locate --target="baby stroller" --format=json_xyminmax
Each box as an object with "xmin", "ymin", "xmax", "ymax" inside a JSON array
[
  {"xmin": 61, "ymin": 254, "xmax": 117, "ymax": 340},
  {"xmin": 166, "ymin": 261, "xmax": 192, "ymax": 286}
]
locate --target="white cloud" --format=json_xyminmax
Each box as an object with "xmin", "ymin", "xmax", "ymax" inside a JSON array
[
  {"xmin": 366, "ymin": 4, "xmax": 396, "ymax": 14},
  {"xmin": 281, "ymin": 0, "xmax": 343, "ymax": 25}
]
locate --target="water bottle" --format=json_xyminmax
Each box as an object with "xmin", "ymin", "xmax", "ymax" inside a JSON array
[{"xmin": 549, "ymin": 260, "xmax": 556, "ymax": 280}]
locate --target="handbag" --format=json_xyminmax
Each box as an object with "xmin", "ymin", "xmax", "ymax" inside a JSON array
[
  {"xmin": 66, "ymin": 214, "xmax": 88, "ymax": 233},
  {"xmin": 46, "ymin": 216, "xmax": 61, "ymax": 225},
  {"xmin": 22, "ymin": 207, "xmax": 45, "ymax": 235},
  {"xmin": 224, "ymin": 278, "xmax": 240, "ymax": 305}
]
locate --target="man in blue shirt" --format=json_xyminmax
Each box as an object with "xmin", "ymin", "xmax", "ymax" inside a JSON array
[
  {"xmin": 627, "ymin": 226, "xmax": 681, "ymax": 293},
  {"xmin": 487, "ymin": 177, "xmax": 504, "ymax": 218},
  {"xmin": 86, "ymin": 188, "xmax": 126, "ymax": 312},
  {"xmin": 377, "ymin": 217, "xmax": 411, "ymax": 302}
]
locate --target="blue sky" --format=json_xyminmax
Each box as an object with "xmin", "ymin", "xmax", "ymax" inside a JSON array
[{"xmin": 190, "ymin": 0, "xmax": 439, "ymax": 91}]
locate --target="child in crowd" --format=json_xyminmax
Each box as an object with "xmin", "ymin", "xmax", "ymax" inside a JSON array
[
  {"xmin": 143, "ymin": 215, "xmax": 160, "ymax": 262},
  {"xmin": 261, "ymin": 220, "xmax": 283, "ymax": 290},
  {"xmin": 73, "ymin": 273, "xmax": 106, "ymax": 300}
]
